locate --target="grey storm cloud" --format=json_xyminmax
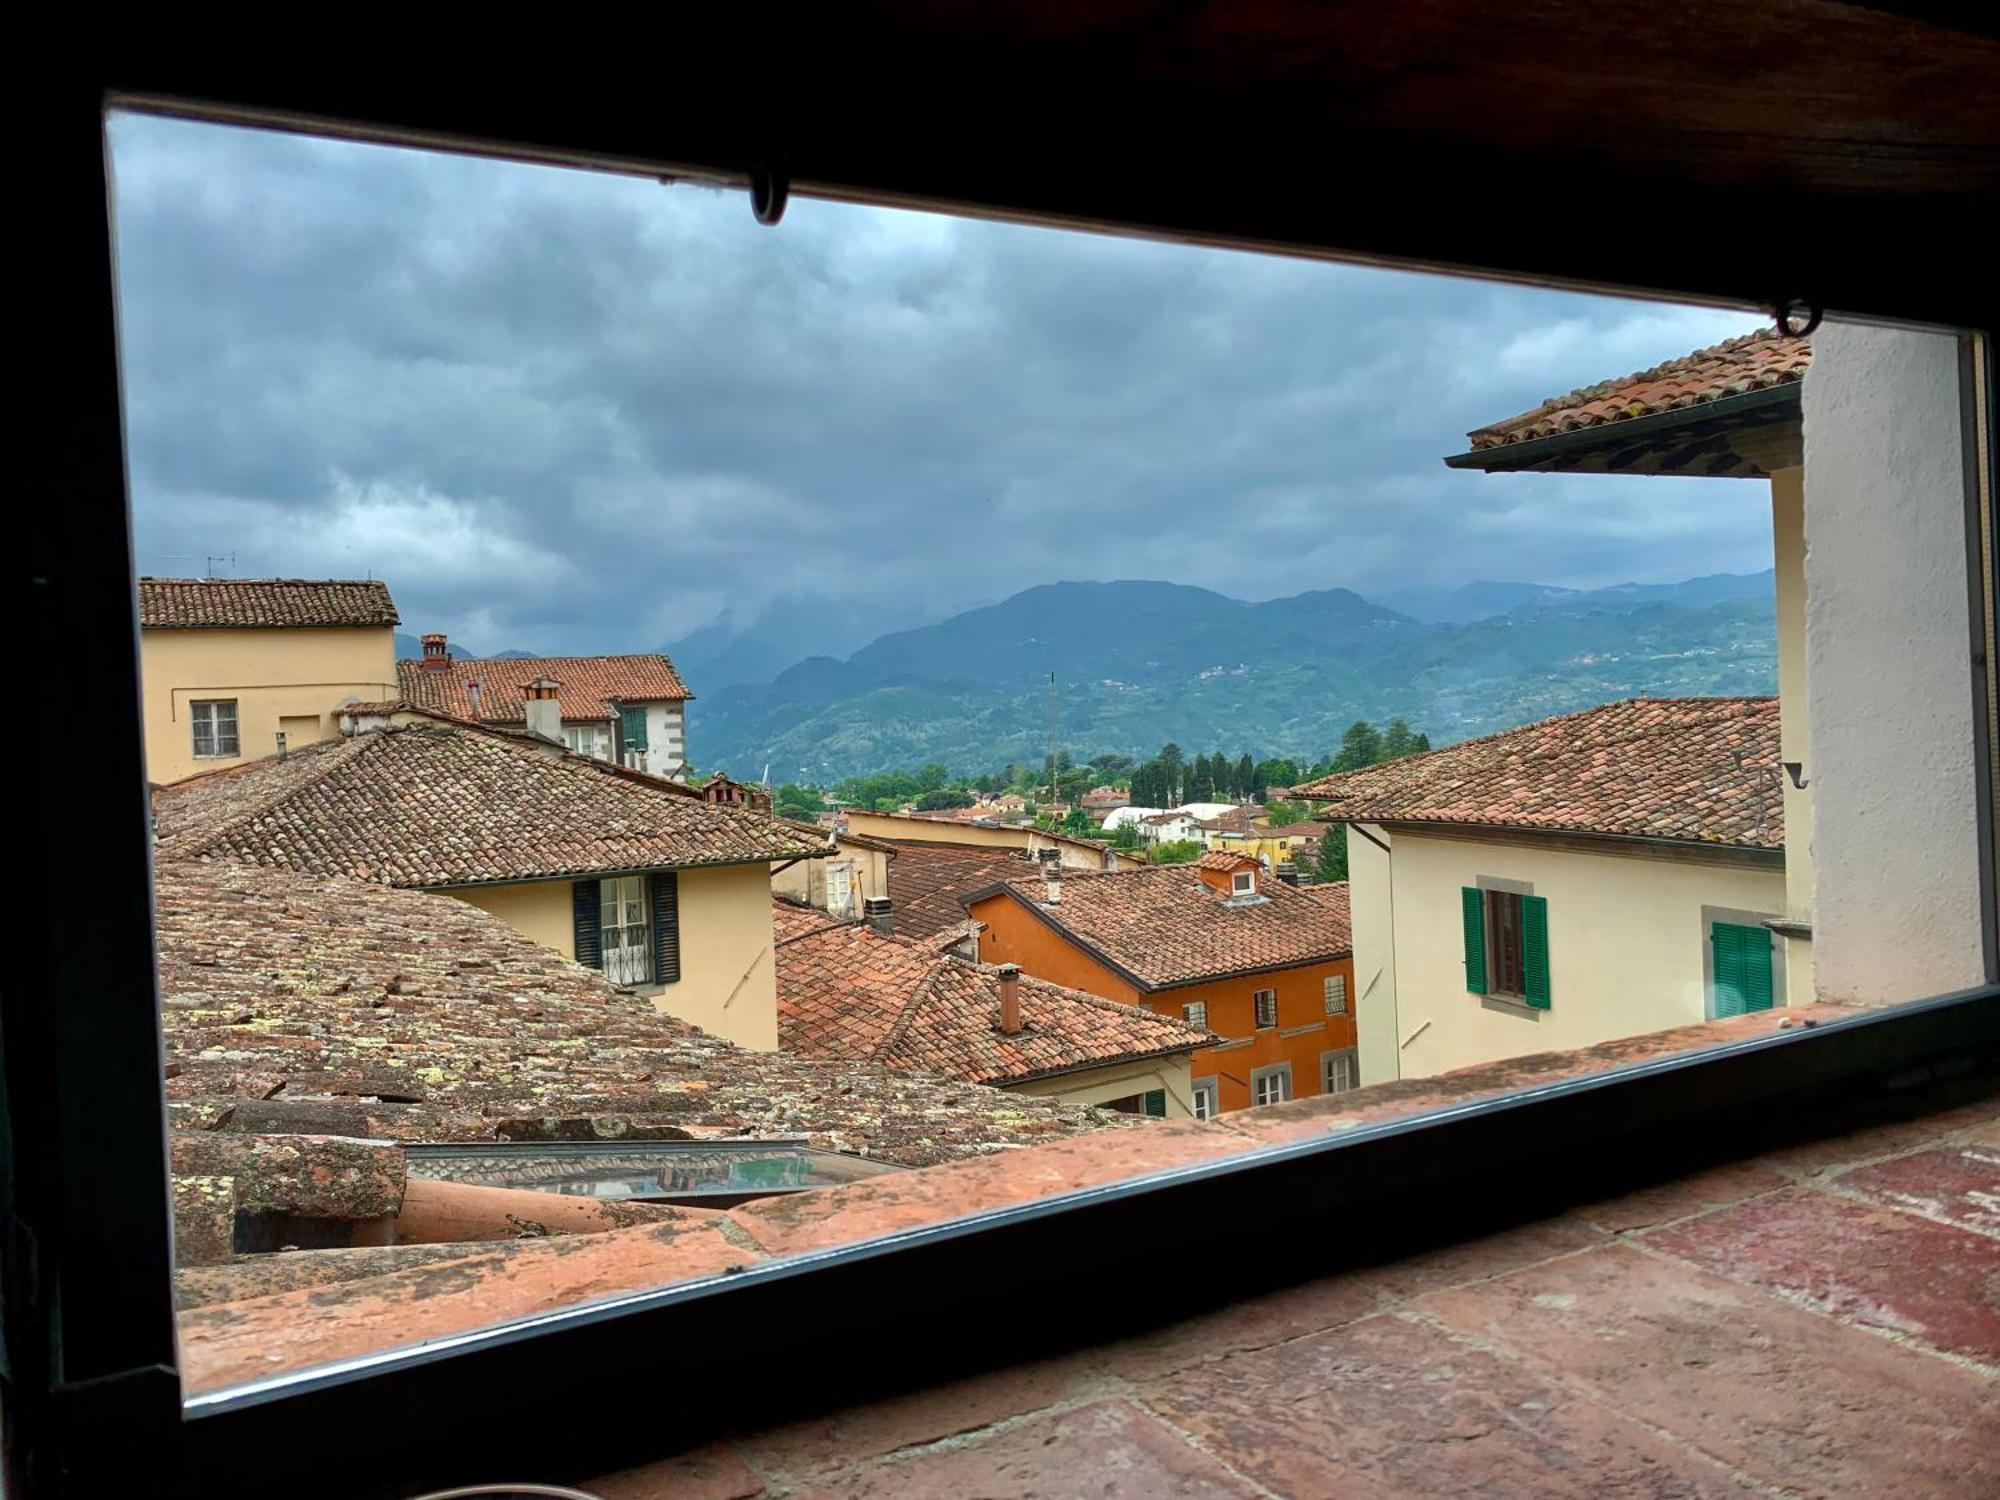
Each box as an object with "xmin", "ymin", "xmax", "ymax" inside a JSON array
[{"xmin": 109, "ymin": 111, "xmax": 1772, "ymax": 655}]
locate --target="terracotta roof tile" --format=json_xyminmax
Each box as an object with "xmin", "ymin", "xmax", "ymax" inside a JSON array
[
  {"xmin": 974, "ymin": 867, "xmax": 1352, "ymax": 991},
  {"xmin": 398, "ymin": 653, "xmax": 689, "ymax": 723},
  {"xmin": 1466, "ymin": 329, "xmax": 1809, "ymax": 451},
  {"xmin": 1291, "ymin": 697, "xmax": 1782, "ymax": 849},
  {"xmin": 1295, "ymin": 881, "xmax": 1352, "ymax": 933},
  {"xmin": 775, "ymin": 909, "xmax": 1210, "ymax": 1087},
  {"xmin": 153, "ymin": 719, "xmax": 825, "ymax": 885},
  {"xmin": 138, "ymin": 577, "xmax": 400, "ymax": 629},
  {"xmin": 884, "ymin": 840, "xmax": 1042, "ymax": 938},
  {"xmin": 157, "ymin": 861, "xmax": 1115, "ymax": 1166}
]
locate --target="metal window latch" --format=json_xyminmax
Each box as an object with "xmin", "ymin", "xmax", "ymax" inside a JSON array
[{"xmin": 1773, "ymin": 298, "xmax": 1823, "ymax": 337}]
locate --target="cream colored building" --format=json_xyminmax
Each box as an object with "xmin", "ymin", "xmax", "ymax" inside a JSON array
[
  {"xmin": 1308, "ymin": 329, "xmax": 1816, "ymax": 1085},
  {"xmin": 770, "ymin": 829, "xmax": 896, "ymax": 919},
  {"xmin": 839, "ymin": 808, "xmax": 1131, "ymax": 870},
  {"xmin": 137, "ymin": 578, "xmax": 399, "ymax": 784},
  {"xmin": 151, "ymin": 711, "xmax": 828, "ymax": 1051}
]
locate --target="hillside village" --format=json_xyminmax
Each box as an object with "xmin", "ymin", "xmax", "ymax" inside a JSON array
[{"xmin": 142, "ymin": 326, "xmax": 1845, "ymax": 1369}]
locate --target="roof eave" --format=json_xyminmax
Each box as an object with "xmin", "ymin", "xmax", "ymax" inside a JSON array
[
  {"xmin": 1444, "ymin": 381, "xmax": 1801, "ymax": 476},
  {"xmin": 1313, "ymin": 815, "xmax": 1783, "ymax": 862}
]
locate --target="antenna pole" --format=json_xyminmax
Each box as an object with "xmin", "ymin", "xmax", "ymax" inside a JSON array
[{"xmin": 1048, "ymin": 671, "xmax": 1058, "ymax": 813}]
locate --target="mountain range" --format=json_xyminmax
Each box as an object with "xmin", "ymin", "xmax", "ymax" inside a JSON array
[{"xmin": 683, "ymin": 571, "xmax": 1777, "ymax": 780}]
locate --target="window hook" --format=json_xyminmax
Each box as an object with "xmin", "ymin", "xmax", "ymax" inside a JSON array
[
  {"xmin": 1773, "ymin": 298, "xmax": 1822, "ymax": 338},
  {"xmin": 750, "ymin": 161, "xmax": 789, "ymax": 227}
]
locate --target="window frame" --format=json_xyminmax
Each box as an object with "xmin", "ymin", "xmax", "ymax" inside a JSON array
[
  {"xmin": 1250, "ymin": 1061, "xmax": 1293, "ymax": 1106},
  {"xmin": 1321, "ymin": 1047, "xmax": 1358, "ymax": 1096},
  {"xmin": 1189, "ymin": 1077, "xmax": 1219, "ymax": 1120},
  {"xmin": 1324, "ymin": 973, "xmax": 1347, "ymax": 1016},
  {"xmin": 188, "ymin": 697, "xmax": 239, "ymax": 759},
  {"xmin": 1181, "ymin": 999, "xmax": 1208, "ymax": 1029},
  {"xmin": 1252, "ymin": 988, "xmax": 1278, "ymax": 1029},
  {"xmin": 12, "ymin": 42, "xmax": 2000, "ymax": 1499},
  {"xmin": 1485, "ymin": 887, "xmax": 1529, "ymax": 998}
]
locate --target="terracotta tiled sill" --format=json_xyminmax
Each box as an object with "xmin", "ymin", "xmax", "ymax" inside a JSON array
[{"xmin": 177, "ymin": 1005, "xmax": 1859, "ymax": 1395}]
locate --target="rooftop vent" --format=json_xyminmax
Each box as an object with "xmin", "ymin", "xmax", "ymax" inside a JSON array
[
  {"xmin": 419, "ymin": 632, "xmax": 450, "ymax": 669},
  {"xmin": 997, "ymin": 963, "xmax": 1023, "ymax": 1036},
  {"xmin": 862, "ymin": 896, "xmax": 893, "ymax": 936}
]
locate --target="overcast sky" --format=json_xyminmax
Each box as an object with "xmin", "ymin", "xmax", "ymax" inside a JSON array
[{"xmin": 109, "ymin": 112, "xmax": 1770, "ymax": 656}]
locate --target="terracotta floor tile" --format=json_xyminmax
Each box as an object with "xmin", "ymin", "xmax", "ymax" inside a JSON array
[
  {"xmin": 786, "ymin": 1398, "xmax": 1260, "ymax": 1499},
  {"xmin": 1575, "ymin": 1162, "xmax": 1790, "ymax": 1235},
  {"xmin": 1763, "ymin": 1113, "xmax": 1971, "ymax": 1178},
  {"xmin": 1090, "ymin": 1272, "xmax": 1383, "ymax": 1381},
  {"xmin": 1140, "ymin": 1310, "xmax": 1755, "ymax": 1498},
  {"xmin": 1827, "ymin": 1141, "xmax": 2000, "ymax": 1237},
  {"xmin": 735, "ymin": 1361, "xmax": 1099, "ymax": 1480},
  {"xmin": 1362, "ymin": 1213, "xmax": 1609, "ymax": 1298},
  {"xmin": 1641, "ymin": 1185, "xmax": 2000, "ymax": 1364},
  {"xmin": 591, "ymin": 1442, "xmax": 764, "ymax": 1499},
  {"xmin": 1418, "ymin": 1242, "xmax": 2000, "ymax": 1496}
]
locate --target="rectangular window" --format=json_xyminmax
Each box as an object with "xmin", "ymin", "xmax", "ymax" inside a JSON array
[
  {"xmin": 1251, "ymin": 1064, "xmax": 1292, "ymax": 1106},
  {"xmin": 599, "ymin": 874, "xmax": 652, "ymax": 986},
  {"xmin": 1253, "ymin": 989, "xmax": 1278, "ymax": 1028},
  {"xmin": 1182, "ymin": 1000, "xmax": 1208, "ymax": 1029},
  {"xmin": 617, "ymin": 703, "xmax": 649, "ymax": 753},
  {"xmin": 563, "ymin": 723, "xmax": 611, "ymax": 760},
  {"xmin": 1321, "ymin": 1048, "xmax": 1358, "ymax": 1095},
  {"xmin": 1323, "ymin": 974, "xmax": 1347, "ymax": 1015},
  {"xmin": 189, "ymin": 699, "xmax": 238, "ymax": 759},
  {"xmin": 1231, "ymin": 870, "xmax": 1254, "ymax": 894},
  {"xmin": 1190, "ymin": 1079, "xmax": 1218, "ymax": 1120},
  {"xmin": 824, "ymin": 862, "xmax": 855, "ymax": 918},
  {"xmin": 1486, "ymin": 889, "xmax": 1528, "ymax": 996},
  {"xmin": 1466, "ymin": 887, "xmax": 1550, "ymax": 1008}
]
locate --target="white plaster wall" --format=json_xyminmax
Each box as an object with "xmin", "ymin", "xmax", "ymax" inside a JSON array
[
  {"xmin": 644, "ymin": 701, "xmax": 686, "ymax": 778},
  {"xmin": 1346, "ymin": 824, "xmax": 1401, "ymax": 1085},
  {"xmin": 1803, "ymin": 322, "xmax": 1988, "ymax": 1004},
  {"xmin": 1383, "ymin": 830, "xmax": 1785, "ymax": 1080},
  {"xmin": 1770, "ymin": 464, "xmax": 1817, "ymax": 1006}
]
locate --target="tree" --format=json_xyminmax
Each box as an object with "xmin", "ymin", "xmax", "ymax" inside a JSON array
[
  {"xmin": 1060, "ymin": 806, "xmax": 1094, "ymax": 836},
  {"xmin": 1261, "ymin": 798, "xmax": 1311, "ymax": 827},
  {"xmin": 916, "ymin": 762, "xmax": 951, "ymax": 793},
  {"xmin": 1110, "ymin": 820, "xmax": 1143, "ymax": 851},
  {"xmin": 774, "ymin": 783, "xmax": 826, "ymax": 821},
  {"xmin": 1236, "ymin": 753, "xmax": 1258, "ymax": 799},
  {"xmin": 1188, "ymin": 753, "xmax": 1214, "ymax": 802},
  {"xmin": 915, "ymin": 788, "xmax": 973, "ymax": 811},
  {"xmin": 1089, "ymin": 752, "xmax": 1134, "ymax": 773},
  {"xmin": 1333, "ymin": 720, "xmax": 1384, "ymax": 772},
  {"xmin": 1151, "ymin": 839, "xmax": 1204, "ymax": 864},
  {"xmin": 1314, "ymin": 827, "xmax": 1349, "ymax": 883},
  {"xmin": 1256, "ymin": 757, "xmax": 1301, "ymax": 795},
  {"xmin": 1057, "ymin": 766, "xmax": 1095, "ymax": 804}
]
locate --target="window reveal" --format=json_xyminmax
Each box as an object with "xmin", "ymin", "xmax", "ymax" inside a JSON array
[{"xmin": 190, "ymin": 699, "xmax": 239, "ymax": 759}]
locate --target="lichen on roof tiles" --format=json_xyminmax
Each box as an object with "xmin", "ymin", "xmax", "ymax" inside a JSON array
[
  {"xmin": 1291, "ymin": 696, "xmax": 1782, "ymax": 849},
  {"xmin": 151, "ymin": 718, "xmax": 826, "ymax": 884},
  {"xmin": 156, "ymin": 861, "xmax": 1120, "ymax": 1167}
]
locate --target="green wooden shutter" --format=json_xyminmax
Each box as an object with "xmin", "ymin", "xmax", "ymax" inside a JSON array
[
  {"xmin": 1710, "ymin": 921, "xmax": 1773, "ymax": 1017},
  {"xmin": 1522, "ymin": 894, "xmax": 1551, "ymax": 1009},
  {"xmin": 619, "ymin": 703, "xmax": 648, "ymax": 752},
  {"xmin": 572, "ymin": 881, "xmax": 602, "ymax": 969},
  {"xmin": 1142, "ymin": 1089, "xmax": 1167, "ymax": 1118},
  {"xmin": 650, "ymin": 872, "xmax": 681, "ymax": 985},
  {"xmin": 1461, "ymin": 887, "xmax": 1487, "ymax": 994}
]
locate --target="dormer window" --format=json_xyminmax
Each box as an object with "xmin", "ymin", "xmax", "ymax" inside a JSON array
[{"xmin": 1231, "ymin": 869, "xmax": 1255, "ymax": 896}]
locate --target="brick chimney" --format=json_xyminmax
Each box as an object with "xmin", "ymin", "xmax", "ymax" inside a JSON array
[
  {"xmin": 522, "ymin": 676, "xmax": 563, "ymax": 743},
  {"xmin": 419, "ymin": 632, "xmax": 451, "ymax": 669},
  {"xmin": 997, "ymin": 964, "xmax": 1022, "ymax": 1035},
  {"xmin": 863, "ymin": 896, "xmax": 893, "ymax": 936}
]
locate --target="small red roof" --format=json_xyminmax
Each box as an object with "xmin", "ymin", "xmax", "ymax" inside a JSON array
[
  {"xmin": 1292, "ymin": 697, "xmax": 1781, "ymax": 850},
  {"xmin": 139, "ymin": 578, "xmax": 400, "ymax": 629},
  {"xmin": 774, "ymin": 902, "xmax": 1210, "ymax": 1088},
  {"xmin": 1465, "ymin": 329, "xmax": 1809, "ymax": 452},
  {"xmin": 398, "ymin": 653, "xmax": 690, "ymax": 724}
]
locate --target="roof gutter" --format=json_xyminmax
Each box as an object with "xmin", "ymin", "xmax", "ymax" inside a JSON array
[{"xmin": 1442, "ymin": 380, "xmax": 1800, "ymax": 472}]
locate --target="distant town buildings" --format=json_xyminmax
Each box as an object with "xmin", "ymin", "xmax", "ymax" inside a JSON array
[{"xmin": 964, "ymin": 852, "xmax": 1355, "ymax": 1116}]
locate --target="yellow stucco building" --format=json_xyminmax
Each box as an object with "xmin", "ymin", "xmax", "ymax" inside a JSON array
[
  {"xmin": 151, "ymin": 712, "xmax": 828, "ymax": 1051},
  {"xmin": 137, "ymin": 578, "xmax": 400, "ymax": 784}
]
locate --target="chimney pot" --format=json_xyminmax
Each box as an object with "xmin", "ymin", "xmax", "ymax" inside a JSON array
[
  {"xmin": 522, "ymin": 677, "xmax": 563, "ymax": 742},
  {"xmin": 998, "ymin": 963, "xmax": 1022, "ymax": 1035},
  {"xmin": 863, "ymin": 896, "xmax": 894, "ymax": 936},
  {"xmin": 1043, "ymin": 868, "xmax": 1061, "ymax": 905},
  {"xmin": 420, "ymin": 632, "xmax": 450, "ymax": 669}
]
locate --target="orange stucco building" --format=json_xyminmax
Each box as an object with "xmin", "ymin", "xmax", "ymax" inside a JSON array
[{"xmin": 965, "ymin": 854, "xmax": 1356, "ymax": 1116}]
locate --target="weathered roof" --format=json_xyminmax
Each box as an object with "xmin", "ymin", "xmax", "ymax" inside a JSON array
[
  {"xmin": 774, "ymin": 902, "xmax": 1211, "ymax": 1087},
  {"xmin": 1295, "ymin": 881, "xmax": 1352, "ymax": 933},
  {"xmin": 966, "ymin": 866, "xmax": 1352, "ymax": 992},
  {"xmin": 1465, "ymin": 330, "xmax": 1810, "ymax": 451},
  {"xmin": 153, "ymin": 719, "xmax": 826, "ymax": 885},
  {"xmin": 138, "ymin": 577, "xmax": 400, "ymax": 629},
  {"xmin": 398, "ymin": 653, "xmax": 690, "ymax": 723},
  {"xmin": 884, "ymin": 839, "xmax": 1042, "ymax": 938},
  {"xmin": 1292, "ymin": 697, "xmax": 1783, "ymax": 850},
  {"xmin": 157, "ymin": 860, "xmax": 1115, "ymax": 1165}
]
